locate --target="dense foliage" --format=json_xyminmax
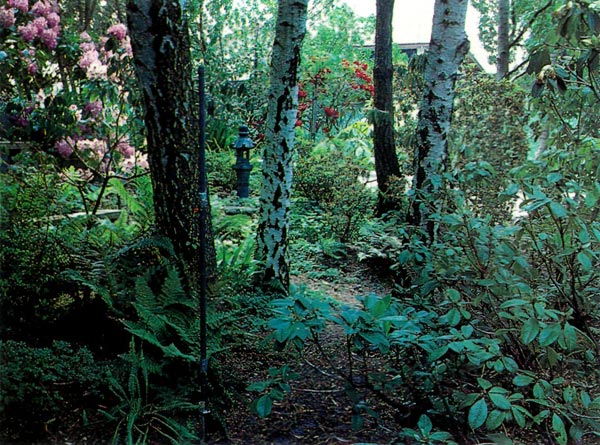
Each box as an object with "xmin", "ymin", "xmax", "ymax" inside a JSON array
[{"xmin": 1, "ymin": 0, "xmax": 599, "ymax": 444}]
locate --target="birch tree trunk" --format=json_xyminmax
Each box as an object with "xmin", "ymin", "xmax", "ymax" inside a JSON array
[
  {"xmin": 256, "ymin": 0, "xmax": 309, "ymax": 292},
  {"xmin": 409, "ymin": 0, "xmax": 469, "ymax": 238},
  {"xmin": 373, "ymin": 0, "xmax": 401, "ymax": 216},
  {"xmin": 496, "ymin": 0, "xmax": 510, "ymax": 79},
  {"xmin": 127, "ymin": 0, "xmax": 216, "ymax": 289}
]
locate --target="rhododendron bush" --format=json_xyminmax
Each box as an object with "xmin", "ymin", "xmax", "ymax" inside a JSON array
[
  {"xmin": 1, "ymin": 0, "xmax": 146, "ymax": 211},
  {"xmin": 296, "ymin": 59, "xmax": 374, "ymax": 138}
]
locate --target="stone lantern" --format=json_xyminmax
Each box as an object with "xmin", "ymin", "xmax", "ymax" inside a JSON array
[{"xmin": 231, "ymin": 125, "xmax": 254, "ymax": 198}]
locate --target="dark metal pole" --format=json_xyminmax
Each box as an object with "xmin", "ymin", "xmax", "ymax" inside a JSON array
[{"xmin": 198, "ymin": 65, "xmax": 209, "ymax": 443}]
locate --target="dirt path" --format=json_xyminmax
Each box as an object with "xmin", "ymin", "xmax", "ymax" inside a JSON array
[{"xmin": 212, "ymin": 256, "xmax": 398, "ymax": 444}]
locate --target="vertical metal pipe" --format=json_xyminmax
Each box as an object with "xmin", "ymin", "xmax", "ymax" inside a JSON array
[{"xmin": 198, "ymin": 65, "xmax": 209, "ymax": 443}]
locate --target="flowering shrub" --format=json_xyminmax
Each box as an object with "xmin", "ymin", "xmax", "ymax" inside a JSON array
[
  {"xmin": 296, "ymin": 59, "xmax": 374, "ymax": 138},
  {"xmin": 1, "ymin": 0, "xmax": 146, "ymax": 213}
]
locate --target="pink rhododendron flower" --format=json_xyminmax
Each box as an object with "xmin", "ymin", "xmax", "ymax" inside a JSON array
[
  {"xmin": 0, "ymin": 7, "xmax": 15, "ymax": 28},
  {"xmin": 18, "ymin": 23, "xmax": 38, "ymax": 41},
  {"xmin": 46, "ymin": 11, "xmax": 59, "ymax": 27},
  {"xmin": 117, "ymin": 141, "xmax": 134, "ymax": 157},
  {"xmin": 32, "ymin": 16, "xmax": 47, "ymax": 34},
  {"xmin": 86, "ymin": 60, "xmax": 108, "ymax": 79},
  {"xmin": 41, "ymin": 27, "xmax": 58, "ymax": 49},
  {"xmin": 30, "ymin": 0, "xmax": 51, "ymax": 17},
  {"xmin": 55, "ymin": 138, "xmax": 73, "ymax": 158},
  {"xmin": 8, "ymin": 0, "xmax": 28, "ymax": 13},
  {"xmin": 107, "ymin": 23, "xmax": 127, "ymax": 41},
  {"xmin": 84, "ymin": 100, "xmax": 103, "ymax": 116},
  {"xmin": 79, "ymin": 48, "xmax": 99, "ymax": 69}
]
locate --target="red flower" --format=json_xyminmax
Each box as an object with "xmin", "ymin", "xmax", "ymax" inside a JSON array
[
  {"xmin": 295, "ymin": 119, "xmax": 303, "ymax": 127},
  {"xmin": 324, "ymin": 107, "xmax": 339, "ymax": 119},
  {"xmin": 298, "ymin": 89, "xmax": 307, "ymax": 98}
]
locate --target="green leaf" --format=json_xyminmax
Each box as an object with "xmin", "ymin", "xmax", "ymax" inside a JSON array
[
  {"xmin": 503, "ymin": 183, "xmax": 520, "ymax": 196},
  {"xmin": 569, "ymin": 424, "xmax": 584, "ymax": 443},
  {"xmin": 417, "ymin": 414, "xmax": 433, "ymax": 434},
  {"xmin": 254, "ymin": 394, "xmax": 272, "ymax": 418},
  {"xmin": 500, "ymin": 299, "xmax": 528, "ymax": 309},
  {"xmin": 549, "ymin": 202, "xmax": 568, "ymax": 218},
  {"xmin": 513, "ymin": 374, "xmax": 534, "ymax": 387},
  {"xmin": 563, "ymin": 323, "xmax": 577, "ymax": 350},
  {"xmin": 351, "ymin": 413, "xmax": 364, "ymax": 431},
  {"xmin": 552, "ymin": 413, "xmax": 568, "ymax": 445},
  {"xmin": 490, "ymin": 392, "xmax": 512, "ymax": 410},
  {"xmin": 246, "ymin": 381, "xmax": 269, "ymax": 392},
  {"xmin": 511, "ymin": 405, "xmax": 528, "ymax": 427},
  {"xmin": 485, "ymin": 409, "xmax": 506, "ymax": 430},
  {"xmin": 429, "ymin": 345, "xmax": 449, "ymax": 361},
  {"xmin": 521, "ymin": 318, "xmax": 539, "ymax": 344},
  {"xmin": 468, "ymin": 398, "xmax": 488, "ymax": 429},
  {"xmin": 577, "ymin": 251, "xmax": 592, "ymax": 272},
  {"xmin": 547, "ymin": 172, "xmax": 563, "ymax": 183},
  {"xmin": 477, "ymin": 378, "xmax": 493, "ymax": 390},
  {"xmin": 443, "ymin": 308, "xmax": 461, "ymax": 327},
  {"xmin": 539, "ymin": 323, "xmax": 561, "ymax": 347}
]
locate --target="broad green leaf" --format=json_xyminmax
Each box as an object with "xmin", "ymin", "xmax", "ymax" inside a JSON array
[
  {"xmin": 490, "ymin": 392, "xmax": 512, "ymax": 410},
  {"xmin": 254, "ymin": 395, "xmax": 272, "ymax": 418},
  {"xmin": 563, "ymin": 323, "xmax": 577, "ymax": 350},
  {"xmin": 521, "ymin": 318, "xmax": 539, "ymax": 344},
  {"xmin": 549, "ymin": 202, "xmax": 568, "ymax": 218},
  {"xmin": 577, "ymin": 252, "xmax": 592, "ymax": 272},
  {"xmin": 569, "ymin": 424, "xmax": 584, "ymax": 443},
  {"xmin": 580, "ymin": 390, "xmax": 591, "ymax": 408},
  {"xmin": 468, "ymin": 398, "xmax": 488, "ymax": 429},
  {"xmin": 513, "ymin": 374, "xmax": 534, "ymax": 387},
  {"xmin": 429, "ymin": 345, "xmax": 449, "ymax": 361},
  {"xmin": 500, "ymin": 299, "xmax": 528, "ymax": 309},
  {"xmin": 511, "ymin": 405, "xmax": 527, "ymax": 427},
  {"xmin": 547, "ymin": 172, "xmax": 563, "ymax": 183},
  {"xmin": 552, "ymin": 413, "xmax": 568, "ymax": 445},
  {"xmin": 503, "ymin": 183, "xmax": 520, "ymax": 196},
  {"xmin": 443, "ymin": 308, "xmax": 461, "ymax": 327},
  {"xmin": 485, "ymin": 409, "xmax": 506, "ymax": 430},
  {"xmin": 417, "ymin": 414, "xmax": 433, "ymax": 434},
  {"xmin": 539, "ymin": 323, "xmax": 561, "ymax": 347},
  {"xmin": 477, "ymin": 378, "xmax": 493, "ymax": 390},
  {"xmin": 246, "ymin": 381, "xmax": 269, "ymax": 392}
]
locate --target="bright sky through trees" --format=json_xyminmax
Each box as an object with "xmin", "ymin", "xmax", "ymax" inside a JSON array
[{"xmin": 341, "ymin": 0, "xmax": 493, "ymax": 71}]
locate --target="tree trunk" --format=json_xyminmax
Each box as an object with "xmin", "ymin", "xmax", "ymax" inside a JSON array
[
  {"xmin": 126, "ymin": 0, "xmax": 216, "ymax": 289},
  {"xmin": 256, "ymin": 0, "xmax": 309, "ymax": 293},
  {"xmin": 409, "ymin": 0, "xmax": 469, "ymax": 239},
  {"xmin": 373, "ymin": 0, "xmax": 401, "ymax": 216},
  {"xmin": 497, "ymin": 0, "xmax": 510, "ymax": 79}
]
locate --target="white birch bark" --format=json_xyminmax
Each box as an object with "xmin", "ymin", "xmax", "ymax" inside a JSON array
[
  {"xmin": 256, "ymin": 0, "xmax": 308, "ymax": 292},
  {"xmin": 411, "ymin": 0, "xmax": 469, "ymax": 237}
]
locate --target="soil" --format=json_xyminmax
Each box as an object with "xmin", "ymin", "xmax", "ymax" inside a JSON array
[{"xmin": 208, "ymin": 253, "xmax": 401, "ymax": 445}]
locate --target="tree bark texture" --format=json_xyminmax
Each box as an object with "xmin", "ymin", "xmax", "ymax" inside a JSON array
[
  {"xmin": 409, "ymin": 0, "xmax": 469, "ymax": 238},
  {"xmin": 373, "ymin": 0, "xmax": 401, "ymax": 216},
  {"xmin": 496, "ymin": 0, "xmax": 510, "ymax": 79},
  {"xmin": 256, "ymin": 0, "xmax": 309, "ymax": 292},
  {"xmin": 126, "ymin": 0, "xmax": 216, "ymax": 288}
]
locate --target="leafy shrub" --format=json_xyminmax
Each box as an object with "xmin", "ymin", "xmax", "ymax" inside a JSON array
[
  {"xmin": 294, "ymin": 126, "xmax": 375, "ymax": 242},
  {"xmin": 0, "ymin": 340, "xmax": 107, "ymax": 439},
  {"xmin": 271, "ymin": 139, "xmax": 600, "ymax": 442}
]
